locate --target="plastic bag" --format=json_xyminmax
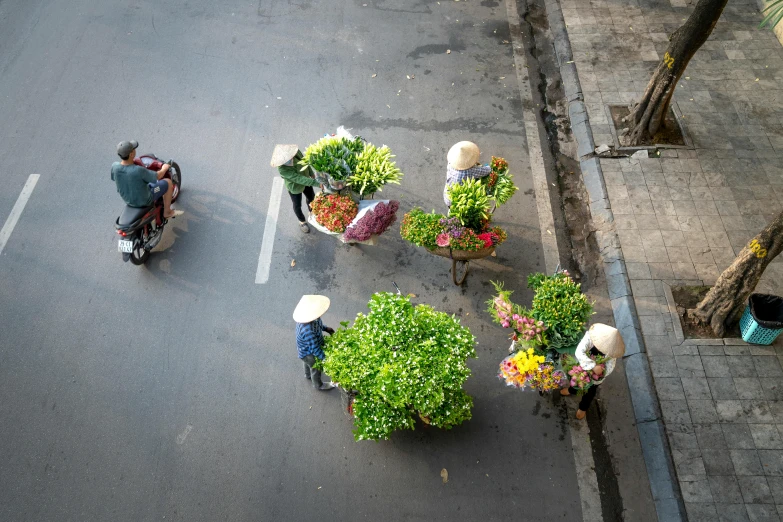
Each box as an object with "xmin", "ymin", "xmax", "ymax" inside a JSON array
[{"xmin": 749, "ymin": 293, "xmax": 783, "ymax": 329}]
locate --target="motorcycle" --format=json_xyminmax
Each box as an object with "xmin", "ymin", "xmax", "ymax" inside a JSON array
[{"xmin": 114, "ymin": 154, "xmax": 182, "ymax": 265}]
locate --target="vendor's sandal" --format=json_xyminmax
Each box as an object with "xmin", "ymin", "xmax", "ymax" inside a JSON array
[
  {"xmin": 318, "ymin": 384, "xmax": 335, "ymax": 391},
  {"xmin": 560, "ymin": 388, "xmax": 571, "ymax": 396},
  {"xmin": 165, "ymin": 209, "xmax": 185, "ymax": 219},
  {"xmin": 299, "ymin": 222, "xmax": 310, "ymax": 233},
  {"xmin": 576, "ymin": 409, "xmax": 586, "ymax": 420}
]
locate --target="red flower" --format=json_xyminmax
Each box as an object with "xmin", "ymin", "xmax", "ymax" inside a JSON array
[{"xmin": 477, "ymin": 232, "xmax": 493, "ymax": 248}]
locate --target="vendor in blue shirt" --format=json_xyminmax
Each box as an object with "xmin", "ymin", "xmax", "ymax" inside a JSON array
[
  {"xmin": 443, "ymin": 141, "xmax": 491, "ymax": 206},
  {"xmin": 293, "ymin": 294, "xmax": 336, "ymax": 391}
]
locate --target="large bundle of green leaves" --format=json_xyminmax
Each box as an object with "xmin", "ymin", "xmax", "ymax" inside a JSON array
[
  {"xmin": 447, "ymin": 178, "xmax": 492, "ymax": 231},
  {"xmin": 348, "ymin": 144, "xmax": 403, "ymax": 196},
  {"xmin": 299, "ymin": 136, "xmax": 364, "ymax": 180},
  {"xmin": 527, "ymin": 272, "xmax": 593, "ymax": 350},
  {"xmin": 322, "ymin": 292, "xmax": 476, "ymax": 441},
  {"xmin": 299, "ymin": 136, "xmax": 403, "ymax": 194}
]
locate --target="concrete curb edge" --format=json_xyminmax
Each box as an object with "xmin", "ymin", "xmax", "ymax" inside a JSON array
[{"xmin": 541, "ymin": 0, "xmax": 687, "ymax": 520}]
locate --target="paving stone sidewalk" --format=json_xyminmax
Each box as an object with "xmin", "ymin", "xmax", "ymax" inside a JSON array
[{"xmin": 559, "ymin": 0, "xmax": 783, "ymax": 519}]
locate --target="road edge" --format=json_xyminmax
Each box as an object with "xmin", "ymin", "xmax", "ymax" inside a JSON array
[
  {"xmin": 505, "ymin": 1, "xmax": 603, "ymax": 520},
  {"xmin": 539, "ymin": 1, "xmax": 687, "ymax": 520}
]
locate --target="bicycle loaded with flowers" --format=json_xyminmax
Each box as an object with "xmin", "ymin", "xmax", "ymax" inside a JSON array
[
  {"xmin": 400, "ymin": 161, "xmax": 517, "ymax": 284},
  {"xmin": 299, "ymin": 129, "xmax": 404, "ymax": 244},
  {"xmin": 489, "ymin": 271, "xmax": 597, "ymax": 394}
]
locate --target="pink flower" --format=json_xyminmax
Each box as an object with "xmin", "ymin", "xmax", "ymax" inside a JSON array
[
  {"xmin": 501, "ymin": 320, "xmax": 510, "ymax": 328},
  {"xmin": 436, "ymin": 233, "xmax": 451, "ymax": 247}
]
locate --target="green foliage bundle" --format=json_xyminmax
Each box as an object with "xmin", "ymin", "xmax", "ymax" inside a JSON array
[
  {"xmin": 299, "ymin": 136, "xmax": 365, "ymax": 180},
  {"xmin": 527, "ymin": 272, "xmax": 594, "ymax": 350},
  {"xmin": 492, "ymin": 175, "xmax": 518, "ymax": 205},
  {"xmin": 447, "ymin": 178, "xmax": 492, "ymax": 231},
  {"xmin": 399, "ymin": 208, "xmax": 442, "ymax": 249},
  {"xmin": 322, "ymin": 292, "xmax": 477, "ymax": 441},
  {"xmin": 483, "ymin": 156, "xmax": 518, "ymax": 206},
  {"xmin": 349, "ymin": 144, "xmax": 403, "ymax": 196}
]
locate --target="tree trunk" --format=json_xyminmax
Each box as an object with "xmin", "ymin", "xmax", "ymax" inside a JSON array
[
  {"xmin": 690, "ymin": 211, "xmax": 783, "ymax": 337},
  {"xmin": 623, "ymin": 0, "xmax": 729, "ymax": 146}
]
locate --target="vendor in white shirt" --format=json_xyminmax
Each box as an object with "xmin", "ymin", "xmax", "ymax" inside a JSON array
[{"xmin": 560, "ymin": 323, "xmax": 625, "ymax": 420}]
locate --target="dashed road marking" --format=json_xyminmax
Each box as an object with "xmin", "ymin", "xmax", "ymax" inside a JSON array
[
  {"xmin": 255, "ymin": 177, "xmax": 284, "ymax": 284},
  {"xmin": 0, "ymin": 174, "xmax": 40, "ymax": 257}
]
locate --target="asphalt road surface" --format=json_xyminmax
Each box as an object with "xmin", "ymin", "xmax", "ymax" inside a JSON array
[{"xmin": 0, "ymin": 0, "xmax": 584, "ymax": 520}]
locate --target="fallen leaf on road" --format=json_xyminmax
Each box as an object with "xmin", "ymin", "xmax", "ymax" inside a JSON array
[
  {"xmin": 318, "ymin": 486, "xmax": 322, "ymax": 490},
  {"xmin": 547, "ymin": 230, "xmax": 552, "ymax": 235},
  {"xmin": 372, "ymin": 73, "xmax": 377, "ymax": 78},
  {"xmin": 499, "ymin": 76, "xmax": 505, "ymax": 79},
  {"xmin": 291, "ymin": 259, "xmax": 296, "ymax": 267},
  {"xmin": 441, "ymin": 469, "xmax": 449, "ymax": 483},
  {"xmin": 446, "ymin": 49, "xmax": 451, "ymax": 54},
  {"xmin": 386, "ymin": 104, "xmax": 391, "ymax": 108},
  {"xmin": 502, "ymin": 40, "xmax": 510, "ymax": 44}
]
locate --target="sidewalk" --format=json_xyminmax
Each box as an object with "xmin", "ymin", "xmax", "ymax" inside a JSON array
[{"xmin": 548, "ymin": 0, "xmax": 783, "ymax": 519}]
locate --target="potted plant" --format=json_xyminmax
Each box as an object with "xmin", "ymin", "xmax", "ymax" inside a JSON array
[{"xmin": 321, "ymin": 292, "xmax": 477, "ymax": 441}]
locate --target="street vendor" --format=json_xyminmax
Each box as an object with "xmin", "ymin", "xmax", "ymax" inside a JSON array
[
  {"xmin": 443, "ymin": 141, "xmax": 491, "ymax": 206},
  {"xmin": 293, "ymin": 294, "xmax": 336, "ymax": 391},
  {"xmin": 560, "ymin": 323, "xmax": 625, "ymax": 420},
  {"xmin": 271, "ymin": 144, "xmax": 321, "ymax": 234}
]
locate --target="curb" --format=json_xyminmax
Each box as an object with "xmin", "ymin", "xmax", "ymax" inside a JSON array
[{"xmin": 542, "ymin": 0, "xmax": 687, "ymax": 520}]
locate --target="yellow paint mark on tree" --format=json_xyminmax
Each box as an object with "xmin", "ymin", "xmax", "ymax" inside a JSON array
[
  {"xmin": 663, "ymin": 52, "xmax": 675, "ymax": 69},
  {"xmin": 749, "ymin": 239, "xmax": 767, "ymax": 259}
]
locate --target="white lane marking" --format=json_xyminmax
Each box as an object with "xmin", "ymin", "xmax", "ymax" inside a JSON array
[
  {"xmin": 255, "ymin": 177, "xmax": 284, "ymax": 284},
  {"xmin": 505, "ymin": 0, "xmax": 560, "ymax": 275},
  {"xmin": 176, "ymin": 424, "xmax": 193, "ymax": 444},
  {"xmin": 0, "ymin": 174, "xmax": 40, "ymax": 256},
  {"xmin": 503, "ymin": 1, "xmax": 602, "ymax": 520}
]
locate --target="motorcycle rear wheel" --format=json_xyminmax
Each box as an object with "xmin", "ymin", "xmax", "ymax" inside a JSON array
[
  {"xmin": 170, "ymin": 162, "xmax": 182, "ymax": 202},
  {"xmin": 129, "ymin": 228, "xmax": 151, "ymax": 265}
]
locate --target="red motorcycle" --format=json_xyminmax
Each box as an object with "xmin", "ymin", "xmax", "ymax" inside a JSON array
[{"xmin": 114, "ymin": 154, "xmax": 182, "ymax": 265}]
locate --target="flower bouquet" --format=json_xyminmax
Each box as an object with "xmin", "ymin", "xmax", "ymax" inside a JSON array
[
  {"xmin": 310, "ymin": 193, "xmax": 358, "ymax": 233},
  {"xmin": 498, "ymin": 348, "xmax": 567, "ymax": 393},
  {"xmin": 482, "ymin": 156, "xmax": 518, "ymax": 206},
  {"xmin": 560, "ymin": 353, "xmax": 609, "ymax": 391},
  {"xmin": 343, "ymin": 200, "xmax": 400, "ymax": 243}
]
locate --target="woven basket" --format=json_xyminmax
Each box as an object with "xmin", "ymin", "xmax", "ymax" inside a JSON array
[{"xmin": 427, "ymin": 245, "xmax": 495, "ymax": 261}]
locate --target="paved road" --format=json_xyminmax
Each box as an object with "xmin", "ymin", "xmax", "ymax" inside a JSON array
[{"xmin": 0, "ymin": 0, "xmax": 583, "ymax": 520}]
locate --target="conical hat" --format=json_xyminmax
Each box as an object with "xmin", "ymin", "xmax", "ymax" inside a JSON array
[
  {"xmin": 293, "ymin": 295, "xmax": 330, "ymax": 323},
  {"xmin": 270, "ymin": 144, "xmax": 299, "ymax": 167},
  {"xmin": 447, "ymin": 141, "xmax": 480, "ymax": 170},
  {"xmin": 589, "ymin": 323, "xmax": 625, "ymax": 358}
]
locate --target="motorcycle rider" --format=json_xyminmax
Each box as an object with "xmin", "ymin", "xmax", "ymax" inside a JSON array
[{"xmin": 111, "ymin": 140, "xmax": 182, "ymax": 219}]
